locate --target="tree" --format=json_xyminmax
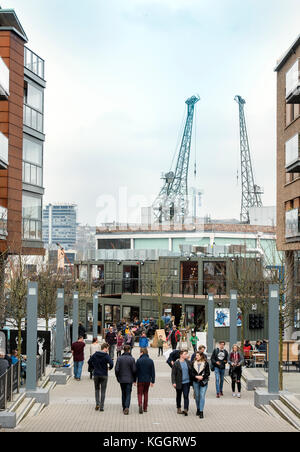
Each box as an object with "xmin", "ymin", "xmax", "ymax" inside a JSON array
[{"xmin": 35, "ymin": 263, "xmax": 61, "ymax": 331}]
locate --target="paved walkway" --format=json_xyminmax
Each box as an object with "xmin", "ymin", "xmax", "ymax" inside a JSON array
[{"xmin": 12, "ymin": 348, "xmax": 296, "ymax": 432}]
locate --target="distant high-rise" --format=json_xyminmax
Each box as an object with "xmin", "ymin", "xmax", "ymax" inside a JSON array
[{"xmin": 43, "ymin": 203, "xmax": 77, "ymax": 250}]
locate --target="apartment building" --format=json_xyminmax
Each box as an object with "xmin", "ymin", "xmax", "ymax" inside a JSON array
[
  {"xmin": 43, "ymin": 203, "xmax": 77, "ymax": 250},
  {"xmin": 0, "ymin": 9, "xmax": 45, "ymax": 257}
]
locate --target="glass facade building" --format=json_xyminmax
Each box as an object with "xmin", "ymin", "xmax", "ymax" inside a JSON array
[{"xmin": 43, "ymin": 204, "xmax": 77, "ymax": 250}]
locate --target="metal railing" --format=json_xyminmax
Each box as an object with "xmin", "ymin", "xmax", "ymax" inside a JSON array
[
  {"xmin": 0, "ymin": 362, "xmax": 20, "ymax": 411},
  {"xmin": 24, "ymin": 47, "xmax": 45, "ymax": 80},
  {"xmin": 94, "ymin": 278, "xmax": 228, "ymax": 298},
  {"xmin": 23, "ymin": 104, "xmax": 44, "ymax": 133}
]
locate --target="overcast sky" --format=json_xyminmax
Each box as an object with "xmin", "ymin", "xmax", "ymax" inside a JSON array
[{"xmin": 3, "ymin": 0, "xmax": 300, "ymax": 224}]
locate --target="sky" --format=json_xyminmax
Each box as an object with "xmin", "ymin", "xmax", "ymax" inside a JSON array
[{"xmin": 3, "ymin": 0, "xmax": 300, "ymax": 225}]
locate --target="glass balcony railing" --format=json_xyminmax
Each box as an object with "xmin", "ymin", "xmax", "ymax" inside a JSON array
[
  {"xmin": 24, "ymin": 47, "xmax": 45, "ymax": 80},
  {"xmin": 23, "ymin": 104, "xmax": 43, "ymax": 133},
  {"xmin": 286, "ymin": 59, "xmax": 300, "ymax": 103},
  {"xmin": 286, "ymin": 134, "xmax": 300, "ymax": 173},
  {"xmin": 22, "ymin": 218, "xmax": 42, "ymax": 241},
  {"xmin": 286, "ymin": 208, "xmax": 300, "ymax": 239}
]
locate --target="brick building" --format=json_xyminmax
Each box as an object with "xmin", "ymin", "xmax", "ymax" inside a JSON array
[{"xmin": 0, "ymin": 9, "xmax": 45, "ymax": 258}]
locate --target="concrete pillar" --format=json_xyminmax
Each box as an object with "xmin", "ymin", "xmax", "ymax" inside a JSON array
[
  {"xmin": 72, "ymin": 292, "xmax": 79, "ymax": 344},
  {"xmin": 268, "ymin": 284, "xmax": 279, "ymax": 394},
  {"xmin": 55, "ymin": 289, "xmax": 64, "ymax": 366},
  {"xmin": 207, "ymin": 294, "xmax": 214, "ymax": 354},
  {"xmin": 230, "ymin": 290, "xmax": 238, "ymax": 350},
  {"xmin": 26, "ymin": 282, "xmax": 38, "ymax": 391},
  {"xmin": 93, "ymin": 293, "xmax": 99, "ymax": 338}
]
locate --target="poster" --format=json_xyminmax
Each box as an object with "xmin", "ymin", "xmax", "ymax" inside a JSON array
[{"xmin": 215, "ymin": 308, "xmax": 230, "ymax": 327}]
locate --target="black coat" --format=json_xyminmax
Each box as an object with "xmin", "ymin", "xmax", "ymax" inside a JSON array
[
  {"xmin": 171, "ymin": 359, "xmax": 193, "ymax": 390},
  {"xmin": 115, "ymin": 352, "xmax": 136, "ymax": 384},
  {"xmin": 190, "ymin": 360, "xmax": 210, "ymax": 386},
  {"xmin": 167, "ymin": 349, "xmax": 180, "ymax": 368},
  {"xmin": 136, "ymin": 354, "xmax": 155, "ymax": 383},
  {"xmin": 88, "ymin": 352, "xmax": 113, "ymax": 377},
  {"xmin": 211, "ymin": 348, "xmax": 229, "ymax": 370}
]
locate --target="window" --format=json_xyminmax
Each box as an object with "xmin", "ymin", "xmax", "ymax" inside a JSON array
[
  {"xmin": 24, "ymin": 81, "xmax": 43, "ymax": 112},
  {"xmin": 286, "ymin": 59, "xmax": 299, "ymax": 97},
  {"xmin": 22, "ymin": 193, "xmax": 42, "ymax": 241},
  {"xmin": 22, "ymin": 136, "xmax": 43, "ymax": 186},
  {"xmin": 97, "ymin": 239, "xmax": 131, "ymax": 249},
  {"xmin": 203, "ymin": 261, "xmax": 227, "ymax": 295},
  {"xmin": 285, "ymin": 208, "xmax": 300, "ymax": 239},
  {"xmin": 285, "ymin": 134, "xmax": 300, "ymax": 171}
]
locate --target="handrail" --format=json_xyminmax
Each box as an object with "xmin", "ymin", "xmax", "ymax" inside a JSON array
[{"xmin": 0, "ymin": 361, "xmax": 20, "ymax": 410}]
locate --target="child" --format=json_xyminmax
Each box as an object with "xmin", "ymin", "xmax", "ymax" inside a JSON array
[
  {"xmin": 189, "ymin": 331, "xmax": 198, "ymax": 353},
  {"xmin": 116, "ymin": 331, "xmax": 124, "ymax": 357},
  {"xmin": 157, "ymin": 335, "xmax": 166, "ymax": 357}
]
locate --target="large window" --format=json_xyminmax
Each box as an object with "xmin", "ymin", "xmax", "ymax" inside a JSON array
[
  {"xmin": 285, "ymin": 208, "xmax": 300, "ymax": 239},
  {"xmin": 22, "ymin": 193, "xmax": 42, "ymax": 241},
  {"xmin": 23, "ymin": 81, "xmax": 44, "ymax": 132},
  {"xmin": 97, "ymin": 239, "xmax": 131, "ymax": 249},
  {"xmin": 286, "ymin": 59, "xmax": 299, "ymax": 97},
  {"xmin": 285, "ymin": 134, "xmax": 299, "ymax": 169},
  {"xmin": 22, "ymin": 136, "xmax": 43, "ymax": 186},
  {"xmin": 203, "ymin": 261, "xmax": 226, "ymax": 295}
]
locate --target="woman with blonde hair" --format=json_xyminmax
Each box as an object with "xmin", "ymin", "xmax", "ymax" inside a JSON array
[{"xmin": 229, "ymin": 344, "xmax": 243, "ymax": 398}]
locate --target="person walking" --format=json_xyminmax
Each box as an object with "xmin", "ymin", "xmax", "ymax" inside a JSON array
[
  {"xmin": 139, "ymin": 331, "xmax": 149, "ymax": 349},
  {"xmin": 229, "ymin": 344, "xmax": 243, "ymax": 398},
  {"xmin": 105, "ymin": 326, "xmax": 117, "ymax": 360},
  {"xmin": 88, "ymin": 342, "xmax": 114, "ymax": 411},
  {"xmin": 167, "ymin": 349, "xmax": 181, "ymax": 368},
  {"xmin": 71, "ymin": 336, "xmax": 86, "ymax": 381},
  {"xmin": 89, "ymin": 337, "xmax": 101, "ymax": 379},
  {"xmin": 157, "ymin": 335, "xmax": 166, "ymax": 357},
  {"xmin": 116, "ymin": 331, "xmax": 124, "ymax": 358},
  {"xmin": 78, "ymin": 322, "xmax": 87, "ymax": 339},
  {"xmin": 171, "ymin": 349, "xmax": 192, "ymax": 416},
  {"xmin": 168, "ymin": 325, "xmax": 181, "ymax": 350},
  {"xmin": 211, "ymin": 341, "xmax": 228, "ymax": 398},
  {"xmin": 135, "ymin": 348, "xmax": 155, "ymax": 414},
  {"xmin": 191, "ymin": 351, "xmax": 210, "ymax": 418},
  {"xmin": 189, "ymin": 332, "xmax": 198, "ymax": 353},
  {"xmin": 125, "ymin": 330, "xmax": 135, "ymax": 352},
  {"xmin": 115, "ymin": 345, "xmax": 137, "ymax": 415},
  {"xmin": 191, "ymin": 344, "xmax": 207, "ymax": 362}
]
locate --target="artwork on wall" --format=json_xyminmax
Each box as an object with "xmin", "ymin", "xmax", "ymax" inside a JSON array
[{"xmin": 215, "ymin": 308, "xmax": 230, "ymax": 327}]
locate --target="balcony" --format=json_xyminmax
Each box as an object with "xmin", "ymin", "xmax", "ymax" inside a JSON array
[
  {"xmin": 0, "ymin": 206, "xmax": 7, "ymax": 239},
  {"xmin": 286, "ymin": 59, "xmax": 300, "ymax": 104},
  {"xmin": 0, "ymin": 131, "xmax": 8, "ymax": 169},
  {"xmin": 286, "ymin": 208, "xmax": 300, "ymax": 241},
  {"xmin": 23, "ymin": 104, "xmax": 43, "ymax": 133},
  {"xmin": 24, "ymin": 47, "xmax": 45, "ymax": 80},
  {"xmin": 0, "ymin": 56, "xmax": 9, "ymax": 99},
  {"xmin": 286, "ymin": 134, "xmax": 300, "ymax": 173}
]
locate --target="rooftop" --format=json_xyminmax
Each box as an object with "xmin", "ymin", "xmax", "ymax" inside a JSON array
[
  {"xmin": 0, "ymin": 8, "xmax": 28, "ymax": 42},
  {"xmin": 275, "ymin": 34, "xmax": 300, "ymax": 72}
]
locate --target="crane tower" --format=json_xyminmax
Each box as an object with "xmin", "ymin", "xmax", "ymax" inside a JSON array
[
  {"xmin": 152, "ymin": 95, "xmax": 200, "ymax": 223},
  {"xmin": 234, "ymin": 95, "xmax": 263, "ymax": 224}
]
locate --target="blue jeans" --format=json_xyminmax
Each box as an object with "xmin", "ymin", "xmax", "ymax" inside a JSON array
[
  {"xmin": 176, "ymin": 383, "xmax": 190, "ymax": 411},
  {"xmin": 74, "ymin": 361, "xmax": 84, "ymax": 379},
  {"xmin": 120, "ymin": 383, "xmax": 133, "ymax": 409},
  {"xmin": 193, "ymin": 382, "xmax": 208, "ymax": 412},
  {"xmin": 215, "ymin": 367, "xmax": 225, "ymax": 394}
]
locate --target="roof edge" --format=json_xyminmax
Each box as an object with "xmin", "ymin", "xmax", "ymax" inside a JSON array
[
  {"xmin": 275, "ymin": 34, "xmax": 300, "ymax": 72},
  {"xmin": 0, "ymin": 9, "xmax": 28, "ymax": 43}
]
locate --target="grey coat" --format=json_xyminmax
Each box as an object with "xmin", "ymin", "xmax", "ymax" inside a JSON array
[{"xmin": 115, "ymin": 352, "xmax": 136, "ymax": 384}]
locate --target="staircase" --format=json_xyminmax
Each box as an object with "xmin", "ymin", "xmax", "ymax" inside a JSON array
[{"xmin": 261, "ymin": 393, "xmax": 300, "ymax": 431}]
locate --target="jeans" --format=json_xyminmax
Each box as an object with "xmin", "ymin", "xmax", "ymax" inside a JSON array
[
  {"xmin": 215, "ymin": 367, "xmax": 225, "ymax": 394},
  {"xmin": 171, "ymin": 341, "xmax": 177, "ymax": 350},
  {"xmin": 158, "ymin": 347, "xmax": 163, "ymax": 356},
  {"xmin": 94, "ymin": 376, "xmax": 108, "ymax": 408},
  {"xmin": 176, "ymin": 383, "xmax": 190, "ymax": 411},
  {"xmin": 193, "ymin": 382, "xmax": 208, "ymax": 412},
  {"xmin": 137, "ymin": 382, "xmax": 150, "ymax": 410},
  {"xmin": 109, "ymin": 345, "xmax": 115, "ymax": 359},
  {"xmin": 120, "ymin": 383, "xmax": 133, "ymax": 410},
  {"xmin": 74, "ymin": 361, "xmax": 84, "ymax": 379}
]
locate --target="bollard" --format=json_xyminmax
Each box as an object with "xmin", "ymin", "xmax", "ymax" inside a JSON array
[
  {"xmin": 26, "ymin": 282, "xmax": 38, "ymax": 391},
  {"xmin": 207, "ymin": 293, "xmax": 214, "ymax": 354},
  {"xmin": 72, "ymin": 292, "xmax": 79, "ymax": 344},
  {"xmin": 55, "ymin": 289, "xmax": 65, "ymax": 366},
  {"xmin": 268, "ymin": 284, "xmax": 279, "ymax": 394},
  {"xmin": 230, "ymin": 290, "xmax": 238, "ymax": 350},
  {"xmin": 93, "ymin": 293, "xmax": 99, "ymax": 339}
]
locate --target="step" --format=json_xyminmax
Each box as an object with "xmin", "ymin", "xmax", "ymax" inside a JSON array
[
  {"xmin": 280, "ymin": 394, "xmax": 300, "ymax": 419},
  {"xmin": 260, "ymin": 404, "xmax": 283, "ymax": 420},
  {"xmin": 270, "ymin": 399, "xmax": 300, "ymax": 431},
  {"xmin": 15, "ymin": 397, "xmax": 36, "ymax": 425},
  {"xmin": 26, "ymin": 402, "xmax": 45, "ymax": 418},
  {"xmin": 8, "ymin": 392, "xmax": 26, "ymax": 413}
]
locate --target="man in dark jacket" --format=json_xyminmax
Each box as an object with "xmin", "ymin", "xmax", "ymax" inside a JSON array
[
  {"xmin": 135, "ymin": 348, "xmax": 155, "ymax": 414},
  {"xmin": 115, "ymin": 345, "xmax": 136, "ymax": 415},
  {"xmin": 105, "ymin": 326, "xmax": 117, "ymax": 360},
  {"xmin": 171, "ymin": 349, "xmax": 192, "ymax": 415},
  {"xmin": 167, "ymin": 349, "xmax": 181, "ymax": 368},
  {"xmin": 88, "ymin": 343, "xmax": 113, "ymax": 411},
  {"xmin": 168, "ymin": 325, "xmax": 181, "ymax": 350},
  {"xmin": 211, "ymin": 341, "xmax": 229, "ymax": 398}
]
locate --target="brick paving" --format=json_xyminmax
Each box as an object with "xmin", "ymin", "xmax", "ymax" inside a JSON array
[{"xmin": 11, "ymin": 347, "xmax": 296, "ymax": 432}]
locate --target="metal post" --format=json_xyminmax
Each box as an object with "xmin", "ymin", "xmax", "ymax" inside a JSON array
[
  {"xmin": 268, "ymin": 284, "xmax": 279, "ymax": 394},
  {"xmin": 72, "ymin": 292, "xmax": 79, "ymax": 344},
  {"xmin": 55, "ymin": 289, "xmax": 65, "ymax": 366},
  {"xmin": 207, "ymin": 293, "xmax": 214, "ymax": 354},
  {"xmin": 230, "ymin": 290, "xmax": 238, "ymax": 350},
  {"xmin": 93, "ymin": 293, "xmax": 99, "ymax": 339},
  {"xmin": 26, "ymin": 282, "xmax": 38, "ymax": 391}
]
